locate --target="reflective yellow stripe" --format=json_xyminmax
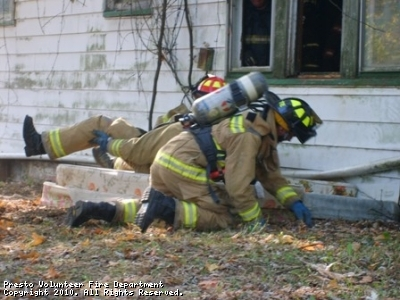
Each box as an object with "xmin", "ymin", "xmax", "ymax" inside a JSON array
[
  {"xmin": 113, "ymin": 158, "xmax": 124, "ymax": 169},
  {"xmin": 229, "ymin": 115, "xmax": 245, "ymax": 133},
  {"xmin": 213, "ymin": 137, "xmax": 226, "ymax": 168},
  {"xmin": 213, "ymin": 137, "xmax": 222, "ymax": 151},
  {"xmin": 49, "ymin": 129, "xmax": 66, "ymax": 158},
  {"xmin": 161, "ymin": 115, "xmax": 169, "ymax": 123},
  {"xmin": 289, "ymin": 99, "xmax": 313, "ymax": 128},
  {"xmin": 276, "ymin": 186, "xmax": 298, "ymax": 205},
  {"xmin": 239, "ymin": 203, "xmax": 261, "ymax": 222},
  {"xmin": 244, "ymin": 35, "xmax": 270, "ymax": 44},
  {"xmin": 182, "ymin": 201, "xmax": 197, "ymax": 228},
  {"xmin": 110, "ymin": 139, "xmax": 123, "ymax": 157},
  {"xmin": 122, "ymin": 199, "xmax": 138, "ymax": 223},
  {"xmin": 155, "ymin": 151, "xmax": 208, "ymax": 183}
]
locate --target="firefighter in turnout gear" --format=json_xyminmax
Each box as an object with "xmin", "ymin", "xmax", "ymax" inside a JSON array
[
  {"xmin": 136, "ymin": 95, "xmax": 322, "ymax": 231},
  {"xmin": 22, "ymin": 75, "xmax": 226, "ymax": 174},
  {"xmin": 66, "ymin": 92, "xmax": 322, "ymax": 231}
]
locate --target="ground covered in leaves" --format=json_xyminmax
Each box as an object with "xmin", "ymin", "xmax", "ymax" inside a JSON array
[{"xmin": 0, "ymin": 181, "xmax": 400, "ymax": 300}]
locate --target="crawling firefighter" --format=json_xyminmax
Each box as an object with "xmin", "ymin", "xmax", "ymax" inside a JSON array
[
  {"xmin": 66, "ymin": 81, "xmax": 322, "ymax": 230},
  {"xmin": 22, "ymin": 75, "xmax": 226, "ymax": 173}
]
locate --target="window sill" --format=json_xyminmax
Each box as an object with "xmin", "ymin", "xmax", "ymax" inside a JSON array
[
  {"xmin": 227, "ymin": 72, "xmax": 400, "ymax": 87},
  {"xmin": 297, "ymin": 73, "xmax": 341, "ymax": 79},
  {"xmin": 103, "ymin": 8, "xmax": 152, "ymax": 18},
  {"xmin": 0, "ymin": 20, "xmax": 15, "ymax": 26}
]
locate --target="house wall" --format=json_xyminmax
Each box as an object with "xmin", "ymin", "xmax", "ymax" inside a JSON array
[
  {"xmin": 0, "ymin": 0, "xmax": 227, "ymax": 158},
  {"xmin": 273, "ymin": 86, "xmax": 400, "ymax": 202},
  {"xmin": 273, "ymin": 86, "xmax": 400, "ymax": 171},
  {"xmin": 1, "ymin": 1, "xmax": 400, "ymax": 202}
]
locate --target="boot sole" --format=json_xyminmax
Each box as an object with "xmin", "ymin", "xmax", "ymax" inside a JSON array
[
  {"xmin": 65, "ymin": 200, "xmax": 86, "ymax": 227},
  {"xmin": 92, "ymin": 147, "xmax": 114, "ymax": 169},
  {"xmin": 23, "ymin": 116, "xmax": 35, "ymax": 157},
  {"xmin": 136, "ymin": 189, "xmax": 165, "ymax": 233},
  {"xmin": 139, "ymin": 200, "xmax": 156, "ymax": 233},
  {"xmin": 23, "ymin": 115, "xmax": 45, "ymax": 157},
  {"xmin": 24, "ymin": 146, "xmax": 34, "ymax": 157},
  {"xmin": 23, "ymin": 115, "xmax": 33, "ymax": 142}
]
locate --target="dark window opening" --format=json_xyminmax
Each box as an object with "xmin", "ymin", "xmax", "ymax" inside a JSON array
[
  {"xmin": 241, "ymin": 0, "xmax": 272, "ymax": 67},
  {"xmin": 103, "ymin": 0, "xmax": 152, "ymax": 18},
  {"xmin": 298, "ymin": 0, "xmax": 342, "ymax": 73},
  {"xmin": 0, "ymin": 0, "xmax": 15, "ymax": 26}
]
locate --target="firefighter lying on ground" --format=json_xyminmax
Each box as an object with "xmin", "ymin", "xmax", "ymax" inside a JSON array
[
  {"xmin": 22, "ymin": 75, "xmax": 226, "ymax": 174},
  {"xmin": 66, "ymin": 92, "xmax": 322, "ymax": 230}
]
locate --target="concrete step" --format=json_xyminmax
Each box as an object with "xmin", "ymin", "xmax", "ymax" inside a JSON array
[
  {"xmin": 286, "ymin": 178, "xmax": 357, "ymax": 197},
  {"xmin": 39, "ymin": 164, "xmax": 399, "ymax": 222},
  {"xmin": 56, "ymin": 164, "xmax": 149, "ymax": 196},
  {"xmin": 41, "ymin": 164, "xmax": 149, "ymax": 208},
  {"xmin": 304, "ymin": 193, "xmax": 400, "ymax": 222},
  {"xmin": 41, "ymin": 181, "xmax": 136, "ymax": 209}
]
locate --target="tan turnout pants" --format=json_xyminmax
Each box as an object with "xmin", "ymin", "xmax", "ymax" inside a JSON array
[
  {"xmin": 150, "ymin": 162, "xmax": 236, "ymax": 231},
  {"xmin": 41, "ymin": 115, "xmax": 143, "ymax": 160}
]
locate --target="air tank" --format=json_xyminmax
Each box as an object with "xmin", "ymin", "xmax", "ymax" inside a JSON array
[{"xmin": 191, "ymin": 72, "xmax": 268, "ymax": 125}]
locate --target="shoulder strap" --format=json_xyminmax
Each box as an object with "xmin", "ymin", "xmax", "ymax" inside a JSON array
[
  {"xmin": 188, "ymin": 125, "xmax": 221, "ymax": 204},
  {"xmin": 189, "ymin": 126, "xmax": 218, "ymax": 174}
]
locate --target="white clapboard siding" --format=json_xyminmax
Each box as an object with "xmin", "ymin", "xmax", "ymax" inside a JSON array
[
  {"xmin": 315, "ymin": 121, "xmax": 400, "ymax": 150},
  {"xmin": 0, "ymin": 96, "xmax": 176, "ymax": 131},
  {"xmin": 16, "ymin": 0, "xmax": 102, "ymax": 19},
  {"xmin": 1, "ymin": 70, "xmax": 195, "ymax": 91},
  {"xmin": 1, "ymin": 104, "xmax": 151, "ymax": 127},
  {"xmin": 272, "ymin": 86, "xmax": 400, "ymax": 181},
  {"xmin": 273, "ymin": 87, "xmax": 400, "ymax": 123},
  {"xmin": 1, "ymin": 51, "xmax": 186, "ymax": 71},
  {"xmin": 1, "ymin": 0, "xmax": 400, "ymax": 195},
  {"xmin": 278, "ymin": 143, "xmax": 400, "ymax": 172},
  {"xmin": 1, "ymin": 27, "xmax": 225, "ymax": 54},
  {"xmin": 0, "ymin": 88, "xmax": 153, "ymax": 109}
]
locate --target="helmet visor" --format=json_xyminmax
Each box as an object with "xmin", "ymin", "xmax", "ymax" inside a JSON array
[
  {"xmin": 291, "ymin": 109, "xmax": 322, "ymax": 144},
  {"xmin": 292, "ymin": 123, "xmax": 317, "ymax": 144}
]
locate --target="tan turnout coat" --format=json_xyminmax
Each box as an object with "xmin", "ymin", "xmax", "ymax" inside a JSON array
[{"xmin": 150, "ymin": 109, "xmax": 299, "ymax": 231}]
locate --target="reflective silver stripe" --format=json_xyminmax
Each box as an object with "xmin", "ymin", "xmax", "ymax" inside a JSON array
[
  {"xmin": 155, "ymin": 151, "xmax": 208, "ymax": 183},
  {"xmin": 276, "ymin": 186, "xmax": 298, "ymax": 205},
  {"xmin": 213, "ymin": 137, "xmax": 226, "ymax": 168},
  {"xmin": 49, "ymin": 129, "xmax": 66, "ymax": 158},
  {"xmin": 239, "ymin": 74, "xmax": 259, "ymax": 101},
  {"xmin": 239, "ymin": 203, "xmax": 261, "ymax": 222},
  {"xmin": 229, "ymin": 115, "xmax": 245, "ymax": 133},
  {"xmin": 110, "ymin": 139, "xmax": 124, "ymax": 157},
  {"xmin": 122, "ymin": 199, "xmax": 138, "ymax": 223},
  {"xmin": 244, "ymin": 35, "xmax": 270, "ymax": 44},
  {"xmin": 182, "ymin": 201, "xmax": 197, "ymax": 228}
]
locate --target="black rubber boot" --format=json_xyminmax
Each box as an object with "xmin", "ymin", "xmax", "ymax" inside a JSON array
[
  {"xmin": 135, "ymin": 188, "xmax": 176, "ymax": 233},
  {"xmin": 92, "ymin": 147, "xmax": 115, "ymax": 169},
  {"xmin": 65, "ymin": 200, "xmax": 116, "ymax": 227},
  {"xmin": 23, "ymin": 115, "xmax": 46, "ymax": 157}
]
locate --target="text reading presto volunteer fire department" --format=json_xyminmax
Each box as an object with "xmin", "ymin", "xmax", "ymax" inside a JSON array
[{"xmin": 3, "ymin": 280, "xmax": 184, "ymax": 297}]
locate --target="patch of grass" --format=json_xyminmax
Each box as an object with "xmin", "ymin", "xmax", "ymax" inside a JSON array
[{"xmin": 1, "ymin": 183, "xmax": 400, "ymax": 299}]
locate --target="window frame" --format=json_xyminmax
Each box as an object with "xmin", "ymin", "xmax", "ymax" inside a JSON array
[
  {"xmin": 272, "ymin": 0, "xmax": 360, "ymax": 79},
  {"xmin": 227, "ymin": 0, "xmax": 400, "ymax": 86},
  {"xmin": 0, "ymin": 0, "xmax": 15, "ymax": 26},
  {"xmin": 359, "ymin": 0, "xmax": 400, "ymax": 72},
  {"xmin": 228, "ymin": 0, "xmax": 276, "ymax": 72},
  {"xmin": 103, "ymin": 0, "xmax": 152, "ymax": 18}
]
